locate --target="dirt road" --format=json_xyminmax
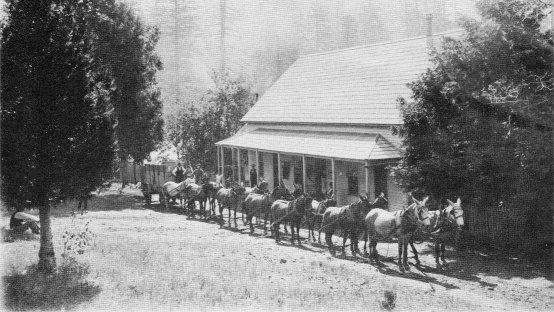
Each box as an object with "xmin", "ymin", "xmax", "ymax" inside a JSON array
[{"xmin": 2, "ymin": 186, "xmax": 552, "ymax": 311}]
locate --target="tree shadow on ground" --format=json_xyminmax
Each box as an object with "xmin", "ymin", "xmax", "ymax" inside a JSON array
[
  {"xmin": 50, "ymin": 194, "xmax": 147, "ymax": 218},
  {"xmin": 2, "ymin": 227, "xmax": 39, "ymax": 243},
  {"xmin": 409, "ymin": 242, "xmax": 553, "ymax": 282},
  {"xmin": 374, "ymin": 262, "xmax": 460, "ymax": 290},
  {"xmin": 3, "ymin": 263, "xmax": 100, "ymax": 311}
]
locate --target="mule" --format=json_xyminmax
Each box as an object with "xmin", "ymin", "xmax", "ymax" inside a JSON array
[
  {"xmin": 182, "ymin": 183, "xmax": 208, "ymax": 218},
  {"xmin": 161, "ymin": 179, "xmax": 193, "ymax": 210},
  {"xmin": 215, "ymin": 185, "xmax": 245, "ymax": 227},
  {"xmin": 428, "ymin": 198, "xmax": 464, "ymax": 268},
  {"xmin": 243, "ymin": 180, "xmax": 269, "ymax": 224},
  {"xmin": 270, "ymin": 193, "xmax": 313, "ymax": 244},
  {"xmin": 305, "ymin": 198, "xmax": 337, "ymax": 243},
  {"xmin": 364, "ymin": 196, "xmax": 431, "ymax": 272},
  {"xmin": 320, "ymin": 195, "xmax": 373, "ymax": 258},
  {"xmin": 206, "ymin": 181, "xmax": 223, "ymax": 216},
  {"xmin": 243, "ymin": 186, "xmax": 290, "ymax": 234}
]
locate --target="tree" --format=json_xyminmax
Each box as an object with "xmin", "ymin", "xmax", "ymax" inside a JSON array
[
  {"xmin": 92, "ymin": 1, "xmax": 164, "ymax": 163},
  {"xmin": 393, "ymin": 0, "xmax": 552, "ymax": 245},
  {"xmin": 1, "ymin": 0, "xmax": 163, "ymax": 272},
  {"xmin": 166, "ymin": 71, "xmax": 255, "ymax": 171}
]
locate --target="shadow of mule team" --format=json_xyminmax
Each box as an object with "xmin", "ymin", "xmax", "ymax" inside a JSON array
[{"xmin": 158, "ymin": 162, "xmax": 466, "ymax": 273}]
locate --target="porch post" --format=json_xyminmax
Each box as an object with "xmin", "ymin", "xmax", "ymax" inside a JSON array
[
  {"xmin": 331, "ymin": 158, "xmax": 336, "ymax": 200},
  {"xmin": 302, "ymin": 155, "xmax": 307, "ymax": 193},
  {"xmin": 216, "ymin": 146, "xmax": 220, "ymax": 175},
  {"xmin": 365, "ymin": 160, "xmax": 370, "ymax": 197},
  {"xmin": 277, "ymin": 152, "xmax": 282, "ymax": 184},
  {"xmin": 256, "ymin": 150, "xmax": 260, "ymax": 184},
  {"xmin": 237, "ymin": 148, "xmax": 241, "ymax": 184},
  {"xmin": 221, "ymin": 146, "xmax": 225, "ymax": 184}
]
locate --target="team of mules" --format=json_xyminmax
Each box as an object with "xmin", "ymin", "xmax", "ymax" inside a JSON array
[{"xmin": 159, "ymin": 176, "xmax": 464, "ymax": 271}]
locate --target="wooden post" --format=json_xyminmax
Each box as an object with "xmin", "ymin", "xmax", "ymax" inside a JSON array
[
  {"xmin": 217, "ymin": 146, "xmax": 220, "ymax": 175},
  {"xmin": 237, "ymin": 148, "xmax": 241, "ymax": 184},
  {"xmin": 277, "ymin": 152, "xmax": 282, "ymax": 184},
  {"xmin": 365, "ymin": 160, "xmax": 370, "ymax": 198},
  {"xmin": 331, "ymin": 158, "xmax": 336, "ymax": 202},
  {"xmin": 256, "ymin": 150, "xmax": 260, "ymax": 184},
  {"xmin": 302, "ymin": 155, "xmax": 307, "ymax": 193},
  {"xmin": 219, "ymin": 145, "xmax": 225, "ymax": 181}
]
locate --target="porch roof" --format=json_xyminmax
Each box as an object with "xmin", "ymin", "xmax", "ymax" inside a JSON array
[{"xmin": 215, "ymin": 128, "xmax": 401, "ymax": 161}]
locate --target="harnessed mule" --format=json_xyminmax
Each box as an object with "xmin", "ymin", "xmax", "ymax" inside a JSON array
[
  {"xmin": 270, "ymin": 193, "xmax": 313, "ymax": 244},
  {"xmin": 364, "ymin": 196, "xmax": 431, "ymax": 272},
  {"xmin": 243, "ymin": 186, "xmax": 291, "ymax": 234},
  {"xmin": 428, "ymin": 198, "xmax": 464, "ymax": 268},
  {"xmin": 215, "ymin": 185, "xmax": 246, "ymax": 227},
  {"xmin": 319, "ymin": 195, "xmax": 373, "ymax": 258},
  {"xmin": 305, "ymin": 198, "xmax": 337, "ymax": 243},
  {"xmin": 161, "ymin": 178, "xmax": 194, "ymax": 210}
]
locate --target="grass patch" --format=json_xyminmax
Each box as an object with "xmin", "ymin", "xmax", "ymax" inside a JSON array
[{"xmin": 3, "ymin": 259, "xmax": 100, "ymax": 311}]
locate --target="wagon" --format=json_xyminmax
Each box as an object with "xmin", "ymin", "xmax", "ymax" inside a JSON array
[{"xmin": 120, "ymin": 160, "xmax": 177, "ymax": 204}]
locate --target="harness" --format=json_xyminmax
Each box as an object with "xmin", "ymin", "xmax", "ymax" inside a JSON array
[
  {"xmin": 270, "ymin": 197, "xmax": 303, "ymax": 228},
  {"xmin": 431, "ymin": 205, "xmax": 464, "ymax": 235},
  {"xmin": 317, "ymin": 202, "xmax": 358, "ymax": 233}
]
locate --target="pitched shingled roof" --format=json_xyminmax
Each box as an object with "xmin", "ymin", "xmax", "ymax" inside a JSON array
[
  {"xmin": 216, "ymin": 128, "xmax": 401, "ymax": 161},
  {"xmin": 242, "ymin": 32, "xmax": 460, "ymax": 125}
]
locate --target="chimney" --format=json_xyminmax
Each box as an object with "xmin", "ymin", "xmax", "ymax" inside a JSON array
[{"xmin": 425, "ymin": 13, "xmax": 434, "ymax": 47}]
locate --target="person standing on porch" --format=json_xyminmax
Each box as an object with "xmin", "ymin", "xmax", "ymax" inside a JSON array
[
  {"xmin": 326, "ymin": 182, "xmax": 334, "ymax": 199},
  {"xmin": 249, "ymin": 164, "xmax": 257, "ymax": 187}
]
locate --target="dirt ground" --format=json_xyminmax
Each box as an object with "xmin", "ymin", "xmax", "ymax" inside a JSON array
[{"xmin": 2, "ymin": 184, "xmax": 553, "ymax": 311}]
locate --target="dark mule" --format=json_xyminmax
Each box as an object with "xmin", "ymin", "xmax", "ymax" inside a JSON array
[
  {"xmin": 305, "ymin": 198, "xmax": 337, "ymax": 243},
  {"xmin": 243, "ymin": 185, "xmax": 291, "ymax": 234},
  {"xmin": 270, "ymin": 193, "xmax": 313, "ymax": 244},
  {"xmin": 428, "ymin": 198, "xmax": 464, "ymax": 268},
  {"xmin": 215, "ymin": 185, "xmax": 246, "ymax": 227},
  {"xmin": 243, "ymin": 180, "xmax": 269, "ymax": 224},
  {"xmin": 183, "ymin": 183, "xmax": 208, "ymax": 218},
  {"xmin": 364, "ymin": 196, "xmax": 431, "ymax": 272},
  {"xmin": 206, "ymin": 181, "xmax": 223, "ymax": 217},
  {"xmin": 320, "ymin": 195, "xmax": 372, "ymax": 258}
]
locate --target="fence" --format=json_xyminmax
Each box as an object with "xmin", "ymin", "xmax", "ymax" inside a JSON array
[{"xmin": 464, "ymin": 203, "xmax": 532, "ymax": 250}]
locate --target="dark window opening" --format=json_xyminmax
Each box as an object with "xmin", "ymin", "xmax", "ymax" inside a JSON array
[{"xmin": 348, "ymin": 175, "xmax": 358, "ymax": 195}]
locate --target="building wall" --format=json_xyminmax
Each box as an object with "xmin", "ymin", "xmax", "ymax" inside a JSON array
[
  {"xmin": 387, "ymin": 171, "xmax": 408, "ymax": 211},
  {"xmin": 279, "ymin": 154, "xmax": 296, "ymax": 190},
  {"xmin": 262, "ymin": 153, "xmax": 275, "ymax": 190}
]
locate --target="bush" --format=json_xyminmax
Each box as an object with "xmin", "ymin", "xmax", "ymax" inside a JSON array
[{"xmin": 3, "ymin": 219, "xmax": 100, "ymax": 310}]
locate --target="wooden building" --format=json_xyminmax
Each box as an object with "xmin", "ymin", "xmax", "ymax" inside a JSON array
[{"xmin": 215, "ymin": 33, "xmax": 457, "ymax": 209}]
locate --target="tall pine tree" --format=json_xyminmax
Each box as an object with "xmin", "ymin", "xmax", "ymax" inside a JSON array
[
  {"xmin": 393, "ymin": 0, "xmax": 552, "ymax": 248},
  {"xmin": 1, "ymin": 0, "xmax": 163, "ymax": 272}
]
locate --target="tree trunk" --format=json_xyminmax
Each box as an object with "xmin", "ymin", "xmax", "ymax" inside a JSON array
[{"xmin": 38, "ymin": 199, "xmax": 56, "ymax": 273}]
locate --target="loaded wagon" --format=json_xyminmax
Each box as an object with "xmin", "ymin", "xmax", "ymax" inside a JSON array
[{"xmin": 120, "ymin": 160, "xmax": 177, "ymax": 204}]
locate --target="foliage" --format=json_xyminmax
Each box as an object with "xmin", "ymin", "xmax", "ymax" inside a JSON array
[
  {"xmin": 1, "ymin": 0, "xmax": 116, "ymax": 206},
  {"xmin": 393, "ymin": 0, "xmax": 552, "ymax": 241},
  {"xmin": 1, "ymin": 0, "xmax": 162, "ymax": 272},
  {"xmin": 62, "ymin": 219, "xmax": 96, "ymax": 260},
  {"xmin": 92, "ymin": 1, "xmax": 164, "ymax": 162},
  {"xmin": 3, "ymin": 261, "xmax": 99, "ymax": 310},
  {"xmin": 165, "ymin": 70, "xmax": 255, "ymax": 171}
]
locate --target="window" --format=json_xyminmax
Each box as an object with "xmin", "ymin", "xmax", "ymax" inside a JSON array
[
  {"xmin": 347, "ymin": 164, "xmax": 358, "ymax": 195},
  {"xmin": 374, "ymin": 165, "xmax": 388, "ymax": 198},
  {"xmin": 348, "ymin": 175, "xmax": 358, "ymax": 195}
]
